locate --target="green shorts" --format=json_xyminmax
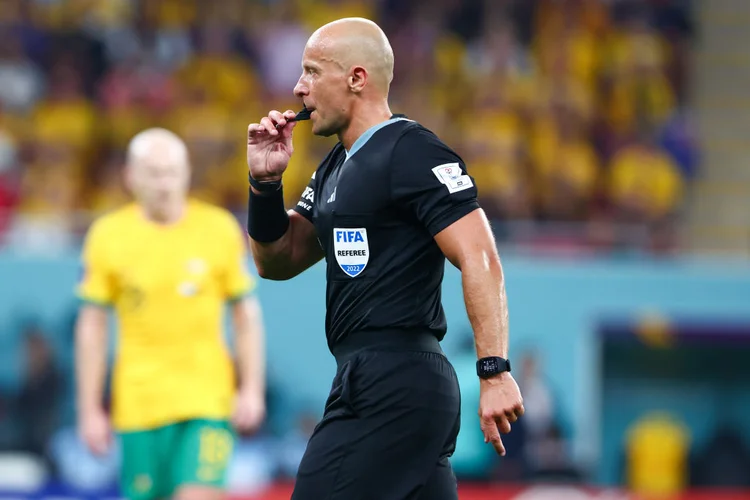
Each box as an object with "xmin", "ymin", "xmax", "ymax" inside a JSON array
[{"xmin": 119, "ymin": 419, "xmax": 235, "ymax": 500}]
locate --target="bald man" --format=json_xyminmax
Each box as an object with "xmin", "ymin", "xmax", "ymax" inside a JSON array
[
  {"xmin": 76, "ymin": 128, "xmax": 266, "ymax": 500},
  {"xmin": 246, "ymin": 18, "xmax": 524, "ymax": 499}
]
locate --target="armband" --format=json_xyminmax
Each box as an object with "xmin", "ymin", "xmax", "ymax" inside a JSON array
[{"xmin": 247, "ymin": 182, "xmax": 289, "ymax": 243}]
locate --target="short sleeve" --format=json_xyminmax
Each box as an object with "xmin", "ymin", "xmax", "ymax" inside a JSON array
[
  {"xmin": 391, "ymin": 127, "xmax": 480, "ymax": 236},
  {"xmin": 220, "ymin": 215, "xmax": 256, "ymax": 301},
  {"xmin": 292, "ymin": 171, "xmax": 316, "ymax": 223},
  {"xmin": 77, "ymin": 219, "xmax": 116, "ymax": 306}
]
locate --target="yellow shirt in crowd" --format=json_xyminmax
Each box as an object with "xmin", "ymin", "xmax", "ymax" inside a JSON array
[
  {"xmin": 626, "ymin": 412, "xmax": 691, "ymax": 495},
  {"xmin": 608, "ymin": 145, "xmax": 684, "ymax": 219}
]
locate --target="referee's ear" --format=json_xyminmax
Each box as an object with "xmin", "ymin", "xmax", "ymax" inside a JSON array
[{"xmin": 348, "ymin": 66, "xmax": 368, "ymax": 93}]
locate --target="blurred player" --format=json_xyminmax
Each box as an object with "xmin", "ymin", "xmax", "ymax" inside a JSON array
[{"xmin": 75, "ymin": 128, "xmax": 266, "ymax": 500}]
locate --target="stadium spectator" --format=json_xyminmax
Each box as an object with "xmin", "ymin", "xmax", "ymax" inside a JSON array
[
  {"xmin": 0, "ymin": 0, "xmax": 698, "ymax": 256},
  {"xmin": 606, "ymin": 120, "xmax": 685, "ymax": 228},
  {"xmin": 624, "ymin": 411, "xmax": 691, "ymax": 496},
  {"xmin": 0, "ymin": 29, "xmax": 45, "ymax": 115},
  {"xmin": 0, "ymin": 127, "xmax": 19, "ymax": 239},
  {"xmin": 15, "ymin": 325, "xmax": 62, "ymax": 461},
  {"xmin": 691, "ymin": 425, "xmax": 750, "ymax": 487}
]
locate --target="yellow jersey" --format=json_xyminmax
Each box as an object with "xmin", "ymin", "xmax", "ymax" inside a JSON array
[{"xmin": 77, "ymin": 200, "xmax": 255, "ymax": 431}]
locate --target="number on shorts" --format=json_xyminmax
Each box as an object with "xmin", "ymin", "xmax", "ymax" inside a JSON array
[{"xmin": 198, "ymin": 427, "xmax": 232, "ymax": 465}]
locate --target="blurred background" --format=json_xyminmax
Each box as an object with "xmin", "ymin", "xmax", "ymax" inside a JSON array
[{"xmin": 0, "ymin": 0, "xmax": 749, "ymax": 499}]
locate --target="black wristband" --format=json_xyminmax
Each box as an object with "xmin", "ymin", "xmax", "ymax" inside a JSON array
[
  {"xmin": 247, "ymin": 185, "xmax": 290, "ymax": 243},
  {"xmin": 249, "ymin": 174, "xmax": 282, "ymax": 193}
]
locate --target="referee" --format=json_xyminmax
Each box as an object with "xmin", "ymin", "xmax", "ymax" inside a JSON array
[{"xmin": 246, "ymin": 17, "xmax": 524, "ymax": 499}]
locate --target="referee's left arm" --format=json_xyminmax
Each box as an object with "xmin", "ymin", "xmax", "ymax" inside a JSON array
[
  {"xmin": 435, "ymin": 209, "xmax": 508, "ymax": 359},
  {"xmin": 392, "ymin": 127, "xmax": 524, "ymax": 456}
]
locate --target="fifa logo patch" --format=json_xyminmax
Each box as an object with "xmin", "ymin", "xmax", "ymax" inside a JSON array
[{"xmin": 333, "ymin": 228, "xmax": 369, "ymax": 278}]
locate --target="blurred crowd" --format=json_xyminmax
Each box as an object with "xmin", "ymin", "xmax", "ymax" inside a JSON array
[{"xmin": 0, "ymin": 0, "xmax": 699, "ymax": 254}]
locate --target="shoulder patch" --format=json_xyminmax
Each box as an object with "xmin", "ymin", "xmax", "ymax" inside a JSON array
[{"xmin": 432, "ymin": 163, "xmax": 473, "ymax": 194}]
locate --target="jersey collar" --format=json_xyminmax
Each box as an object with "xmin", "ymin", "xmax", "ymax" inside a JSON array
[{"xmin": 345, "ymin": 115, "xmax": 412, "ymax": 160}]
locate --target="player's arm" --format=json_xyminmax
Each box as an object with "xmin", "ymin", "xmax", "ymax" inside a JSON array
[
  {"xmin": 75, "ymin": 304, "xmax": 109, "ymax": 420},
  {"xmin": 223, "ymin": 217, "xmax": 268, "ymax": 432},
  {"xmin": 230, "ymin": 294, "xmax": 267, "ymax": 432},
  {"xmin": 231, "ymin": 295, "xmax": 265, "ymax": 399},
  {"xmin": 74, "ymin": 219, "xmax": 115, "ymax": 455}
]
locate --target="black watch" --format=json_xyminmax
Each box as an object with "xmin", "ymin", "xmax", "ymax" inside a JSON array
[
  {"xmin": 476, "ymin": 356, "xmax": 511, "ymax": 379},
  {"xmin": 249, "ymin": 174, "xmax": 282, "ymax": 193}
]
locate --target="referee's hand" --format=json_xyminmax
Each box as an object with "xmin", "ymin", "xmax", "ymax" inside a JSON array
[
  {"xmin": 247, "ymin": 109, "xmax": 298, "ymax": 183},
  {"xmin": 478, "ymin": 373, "xmax": 524, "ymax": 456}
]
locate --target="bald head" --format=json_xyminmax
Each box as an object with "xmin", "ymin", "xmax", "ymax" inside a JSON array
[
  {"xmin": 125, "ymin": 128, "xmax": 191, "ymax": 217},
  {"xmin": 294, "ymin": 17, "xmax": 395, "ymax": 140},
  {"xmin": 126, "ymin": 128, "xmax": 189, "ymax": 169},
  {"xmin": 308, "ymin": 17, "xmax": 394, "ymax": 94}
]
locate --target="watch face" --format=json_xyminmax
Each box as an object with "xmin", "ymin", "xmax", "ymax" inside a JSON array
[{"xmin": 481, "ymin": 358, "xmax": 498, "ymax": 373}]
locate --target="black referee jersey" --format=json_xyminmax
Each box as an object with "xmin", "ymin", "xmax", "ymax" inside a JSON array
[
  {"xmin": 288, "ymin": 116, "xmax": 480, "ymax": 500},
  {"xmin": 293, "ymin": 115, "xmax": 480, "ymax": 351}
]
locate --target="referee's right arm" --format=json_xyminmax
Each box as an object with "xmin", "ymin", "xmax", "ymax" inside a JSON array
[
  {"xmin": 246, "ymin": 110, "xmax": 324, "ymax": 280},
  {"xmin": 249, "ymin": 202, "xmax": 322, "ymax": 280}
]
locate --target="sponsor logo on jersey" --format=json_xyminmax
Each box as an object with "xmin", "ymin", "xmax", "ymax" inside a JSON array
[
  {"xmin": 333, "ymin": 228, "xmax": 369, "ymax": 278},
  {"xmin": 186, "ymin": 258, "xmax": 207, "ymax": 275},
  {"xmin": 297, "ymin": 200, "xmax": 312, "ymax": 212},
  {"xmin": 327, "ymin": 186, "xmax": 337, "ymax": 204},
  {"xmin": 133, "ymin": 474, "xmax": 152, "ymax": 493},
  {"xmin": 432, "ymin": 162, "xmax": 473, "ymax": 194},
  {"xmin": 178, "ymin": 282, "xmax": 198, "ymax": 296}
]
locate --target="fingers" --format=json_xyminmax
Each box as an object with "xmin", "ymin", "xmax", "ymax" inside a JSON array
[
  {"xmin": 85, "ymin": 433, "xmax": 110, "ymax": 456},
  {"xmin": 248, "ymin": 110, "xmax": 298, "ymax": 141},
  {"xmin": 281, "ymin": 119, "xmax": 297, "ymax": 141},
  {"xmin": 260, "ymin": 117, "xmax": 279, "ymax": 136},
  {"xmin": 247, "ymin": 122, "xmax": 267, "ymax": 141},
  {"xmin": 493, "ymin": 435, "xmax": 506, "ymax": 456},
  {"xmin": 231, "ymin": 413, "xmax": 245, "ymax": 432},
  {"xmin": 234, "ymin": 414, "xmax": 261, "ymax": 434},
  {"xmin": 480, "ymin": 407, "xmax": 522, "ymax": 456},
  {"xmin": 269, "ymin": 109, "xmax": 285, "ymax": 124},
  {"xmin": 232, "ymin": 404, "xmax": 265, "ymax": 434},
  {"xmin": 480, "ymin": 417, "xmax": 506, "ymax": 456},
  {"xmin": 497, "ymin": 415, "xmax": 512, "ymax": 434}
]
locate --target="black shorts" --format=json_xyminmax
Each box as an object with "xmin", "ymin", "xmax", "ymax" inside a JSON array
[{"xmin": 291, "ymin": 331, "xmax": 461, "ymax": 500}]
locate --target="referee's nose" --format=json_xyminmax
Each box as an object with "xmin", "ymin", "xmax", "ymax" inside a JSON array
[{"xmin": 294, "ymin": 78, "xmax": 309, "ymax": 99}]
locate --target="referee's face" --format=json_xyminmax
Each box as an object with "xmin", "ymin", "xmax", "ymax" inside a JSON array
[{"xmin": 294, "ymin": 45, "xmax": 351, "ymax": 137}]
